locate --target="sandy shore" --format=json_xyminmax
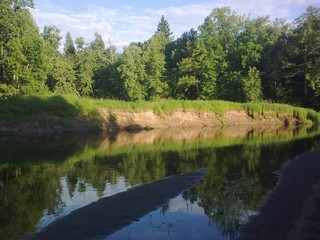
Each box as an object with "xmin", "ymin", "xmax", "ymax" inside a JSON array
[
  {"xmin": 240, "ymin": 150, "xmax": 320, "ymax": 240},
  {"xmin": 28, "ymin": 170, "xmax": 207, "ymax": 240}
]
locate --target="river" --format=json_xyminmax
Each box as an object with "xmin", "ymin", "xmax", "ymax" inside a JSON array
[{"xmin": 0, "ymin": 126, "xmax": 319, "ymax": 239}]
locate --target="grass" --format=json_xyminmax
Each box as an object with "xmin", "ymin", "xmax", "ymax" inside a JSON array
[{"xmin": 0, "ymin": 94, "xmax": 319, "ymax": 125}]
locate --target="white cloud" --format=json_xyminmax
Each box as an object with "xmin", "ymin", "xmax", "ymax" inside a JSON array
[{"xmin": 31, "ymin": 0, "xmax": 319, "ymax": 51}]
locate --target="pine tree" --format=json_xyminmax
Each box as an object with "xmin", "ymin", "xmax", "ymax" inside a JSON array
[
  {"xmin": 64, "ymin": 32, "xmax": 76, "ymax": 57},
  {"xmin": 156, "ymin": 15, "xmax": 174, "ymax": 41}
]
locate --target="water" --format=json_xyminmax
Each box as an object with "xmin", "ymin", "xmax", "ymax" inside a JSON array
[{"xmin": 0, "ymin": 126, "xmax": 320, "ymax": 239}]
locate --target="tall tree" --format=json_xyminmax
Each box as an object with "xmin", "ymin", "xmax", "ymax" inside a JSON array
[
  {"xmin": 46, "ymin": 54, "xmax": 77, "ymax": 94},
  {"xmin": 293, "ymin": 6, "xmax": 320, "ymax": 108},
  {"xmin": 258, "ymin": 19, "xmax": 292, "ymax": 103},
  {"xmin": 74, "ymin": 48, "xmax": 94, "ymax": 96},
  {"xmin": 175, "ymin": 36, "xmax": 199, "ymax": 100},
  {"xmin": 143, "ymin": 33, "xmax": 169, "ymax": 100},
  {"xmin": 156, "ymin": 15, "xmax": 174, "ymax": 41},
  {"xmin": 0, "ymin": 0, "xmax": 47, "ymax": 97},
  {"xmin": 198, "ymin": 8, "xmax": 242, "ymax": 101},
  {"xmin": 64, "ymin": 32, "xmax": 76, "ymax": 58},
  {"xmin": 75, "ymin": 37, "xmax": 85, "ymax": 52},
  {"xmin": 90, "ymin": 33, "xmax": 105, "ymax": 52},
  {"xmin": 166, "ymin": 29, "xmax": 198, "ymax": 99},
  {"xmin": 118, "ymin": 44, "xmax": 147, "ymax": 101}
]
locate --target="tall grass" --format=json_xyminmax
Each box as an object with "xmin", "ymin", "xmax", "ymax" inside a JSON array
[{"xmin": 0, "ymin": 94, "xmax": 319, "ymax": 125}]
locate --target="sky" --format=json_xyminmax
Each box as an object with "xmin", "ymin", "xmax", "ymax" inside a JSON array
[{"xmin": 30, "ymin": 0, "xmax": 319, "ymax": 51}]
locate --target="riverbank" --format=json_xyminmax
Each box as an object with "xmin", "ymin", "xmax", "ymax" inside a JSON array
[
  {"xmin": 239, "ymin": 150, "xmax": 320, "ymax": 240},
  {"xmin": 0, "ymin": 95, "xmax": 319, "ymax": 134}
]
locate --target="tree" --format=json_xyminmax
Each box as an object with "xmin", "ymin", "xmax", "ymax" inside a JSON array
[
  {"xmin": 64, "ymin": 32, "xmax": 76, "ymax": 58},
  {"xmin": 156, "ymin": 15, "xmax": 174, "ymax": 41},
  {"xmin": 166, "ymin": 29, "xmax": 198, "ymax": 99},
  {"xmin": 75, "ymin": 37, "xmax": 85, "ymax": 52},
  {"xmin": 0, "ymin": 1, "xmax": 48, "ymax": 97},
  {"xmin": 41, "ymin": 25, "xmax": 62, "ymax": 51},
  {"xmin": 46, "ymin": 54, "xmax": 77, "ymax": 94},
  {"xmin": 205, "ymin": 7, "xmax": 243, "ymax": 55},
  {"xmin": 90, "ymin": 33, "xmax": 105, "ymax": 52},
  {"xmin": 293, "ymin": 6, "xmax": 320, "ymax": 108},
  {"xmin": 143, "ymin": 33, "xmax": 169, "ymax": 100},
  {"xmin": 175, "ymin": 38, "xmax": 201, "ymax": 100},
  {"xmin": 74, "ymin": 48, "xmax": 94, "ymax": 96},
  {"xmin": 242, "ymin": 66, "xmax": 262, "ymax": 102},
  {"xmin": 118, "ymin": 44, "xmax": 147, "ymax": 101},
  {"xmin": 196, "ymin": 8, "xmax": 245, "ymax": 101},
  {"xmin": 258, "ymin": 19, "xmax": 293, "ymax": 103}
]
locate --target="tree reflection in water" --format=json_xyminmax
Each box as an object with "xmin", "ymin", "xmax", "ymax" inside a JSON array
[{"xmin": 0, "ymin": 126, "xmax": 319, "ymax": 239}]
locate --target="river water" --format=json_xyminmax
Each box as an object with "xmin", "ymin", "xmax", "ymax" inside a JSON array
[{"xmin": 0, "ymin": 126, "xmax": 320, "ymax": 239}]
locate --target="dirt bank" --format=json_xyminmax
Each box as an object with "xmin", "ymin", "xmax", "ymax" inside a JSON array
[
  {"xmin": 0, "ymin": 109, "xmax": 299, "ymax": 135},
  {"xmin": 99, "ymin": 109, "xmax": 297, "ymax": 131},
  {"xmin": 239, "ymin": 150, "xmax": 320, "ymax": 240}
]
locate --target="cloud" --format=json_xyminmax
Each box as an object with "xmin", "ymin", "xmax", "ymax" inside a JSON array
[{"xmin": 31, "ymin": 0, "xmax": 319, "ymax": 51}]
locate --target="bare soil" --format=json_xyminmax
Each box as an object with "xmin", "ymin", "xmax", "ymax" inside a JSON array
[
  {"xmin": 99, "ymin": 109, "xmax": 295, "ymax": 131},
  {"xmin": 0, "ymin": 109, "xmax": 298, "ymax": 135}
]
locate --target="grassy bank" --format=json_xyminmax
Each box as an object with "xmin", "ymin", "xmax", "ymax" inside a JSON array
[{"xmin": 0, "ymin": 94, "xmax": 319, "ymax": 126}]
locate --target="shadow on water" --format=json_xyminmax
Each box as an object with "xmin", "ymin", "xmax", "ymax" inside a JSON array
[{"xmin": 0, "ymin": 125, "xmax": 320, "ymax": 239}]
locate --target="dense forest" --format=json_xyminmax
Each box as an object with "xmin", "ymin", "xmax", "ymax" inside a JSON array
[{"xmin": 1, "ymin": 0, "xmax": 320, "ymax": 108}]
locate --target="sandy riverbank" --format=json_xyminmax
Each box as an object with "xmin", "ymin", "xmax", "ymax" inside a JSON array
[{"xmin": 239, "ymin": 150, "xmax": 320, "ymax": 240}]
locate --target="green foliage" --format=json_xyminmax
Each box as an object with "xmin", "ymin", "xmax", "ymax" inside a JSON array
[
  {"xmin": 293, "ymin": 6, "xmax": 320, "ymax": 107},
  {"xmin": 0, "ymin": 3, "xmax": 319, "ymax": 110},
  {"xmin": 0, "ymin": 122, "xmax": 319, "ymax": 239},
  {"xmin": 118, "ymin": 34, "xmax": 169, "ymax": 101},
  {"xmin": 64, "ymin": 32, "xmax": 76, "ymax": 57},
  {"xmin": 156, "ymin": 15, "xmax": 174, "ymax": 41},
  {"xmin": 0, "ymin": 2, "xmax": 47, "ymax": 96},
  {"xmin": 46, "ymin": 54, "xmax": 78, "ymax": 94},
  {"xmin": 143, "ymin": 33, "xmax": 169, "ymax": 100},
  {"xmin": 242, "ymin": 66, "xmax": 262, "ymax": 102},
  {"xmin": 74, "ymin": 48, "xmax": 95, "ymax": 96},
  {"xmin": 118, "ymin": 44, "xmax": 147, "ymax": 101},
  {"xmin": 1, "ymin": 94, "xmax": 319, "ymax": 126},
  {"xmin": 41, "ymin": 25, "xmax": 62, "ymax": 51}
]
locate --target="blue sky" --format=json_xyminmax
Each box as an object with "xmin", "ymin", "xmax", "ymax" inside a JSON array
[{"xmin": 30, "ymin": 0, "xmax": 319, "ymax": 51}]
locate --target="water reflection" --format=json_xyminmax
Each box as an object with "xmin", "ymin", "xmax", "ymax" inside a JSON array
[
  {"xmin": 0, "ymin": 126, "xmax": 319, "ymax": 239},
  {"xmin": 107, "ymin": 194, "xmax": 229, "ymax": 240}
]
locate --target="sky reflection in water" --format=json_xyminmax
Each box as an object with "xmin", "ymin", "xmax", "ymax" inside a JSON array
[
  {"xmin": 0, "ymin": 126, "xmax": 320, "ymax": 239},
  {"xmin": 107, "ymin": 194, "xmax": 230, "ymax": 240}
]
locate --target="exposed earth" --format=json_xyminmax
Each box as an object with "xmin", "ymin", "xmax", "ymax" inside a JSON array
[{"xmin": 0, "ymin": 109, "xmax": 301, "ymax": 135}]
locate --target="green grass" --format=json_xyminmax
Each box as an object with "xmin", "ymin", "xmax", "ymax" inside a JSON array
[{"xmin": 0, "ymin": 94, "xmax": 319, "ymax": 125}]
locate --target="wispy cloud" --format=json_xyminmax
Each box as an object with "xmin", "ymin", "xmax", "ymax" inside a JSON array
[{"xmin": 31, "ymin": 0, "xmax": 319, "ymax": 51}]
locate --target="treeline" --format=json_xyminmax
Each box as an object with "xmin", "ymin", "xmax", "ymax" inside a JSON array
[{"xmin": 1, "ymin": 1, "xmax": 319, "ymax": 108}]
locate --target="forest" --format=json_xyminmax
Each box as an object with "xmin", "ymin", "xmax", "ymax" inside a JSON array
[{"xmin": 1, "ymin": 0, "xmax": 320, "ymax": 109}]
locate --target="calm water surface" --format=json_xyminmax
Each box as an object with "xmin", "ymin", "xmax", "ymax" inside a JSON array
[{"xmin": 0, "ymin": 126, "xmax": 320, "ymax": 239}]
